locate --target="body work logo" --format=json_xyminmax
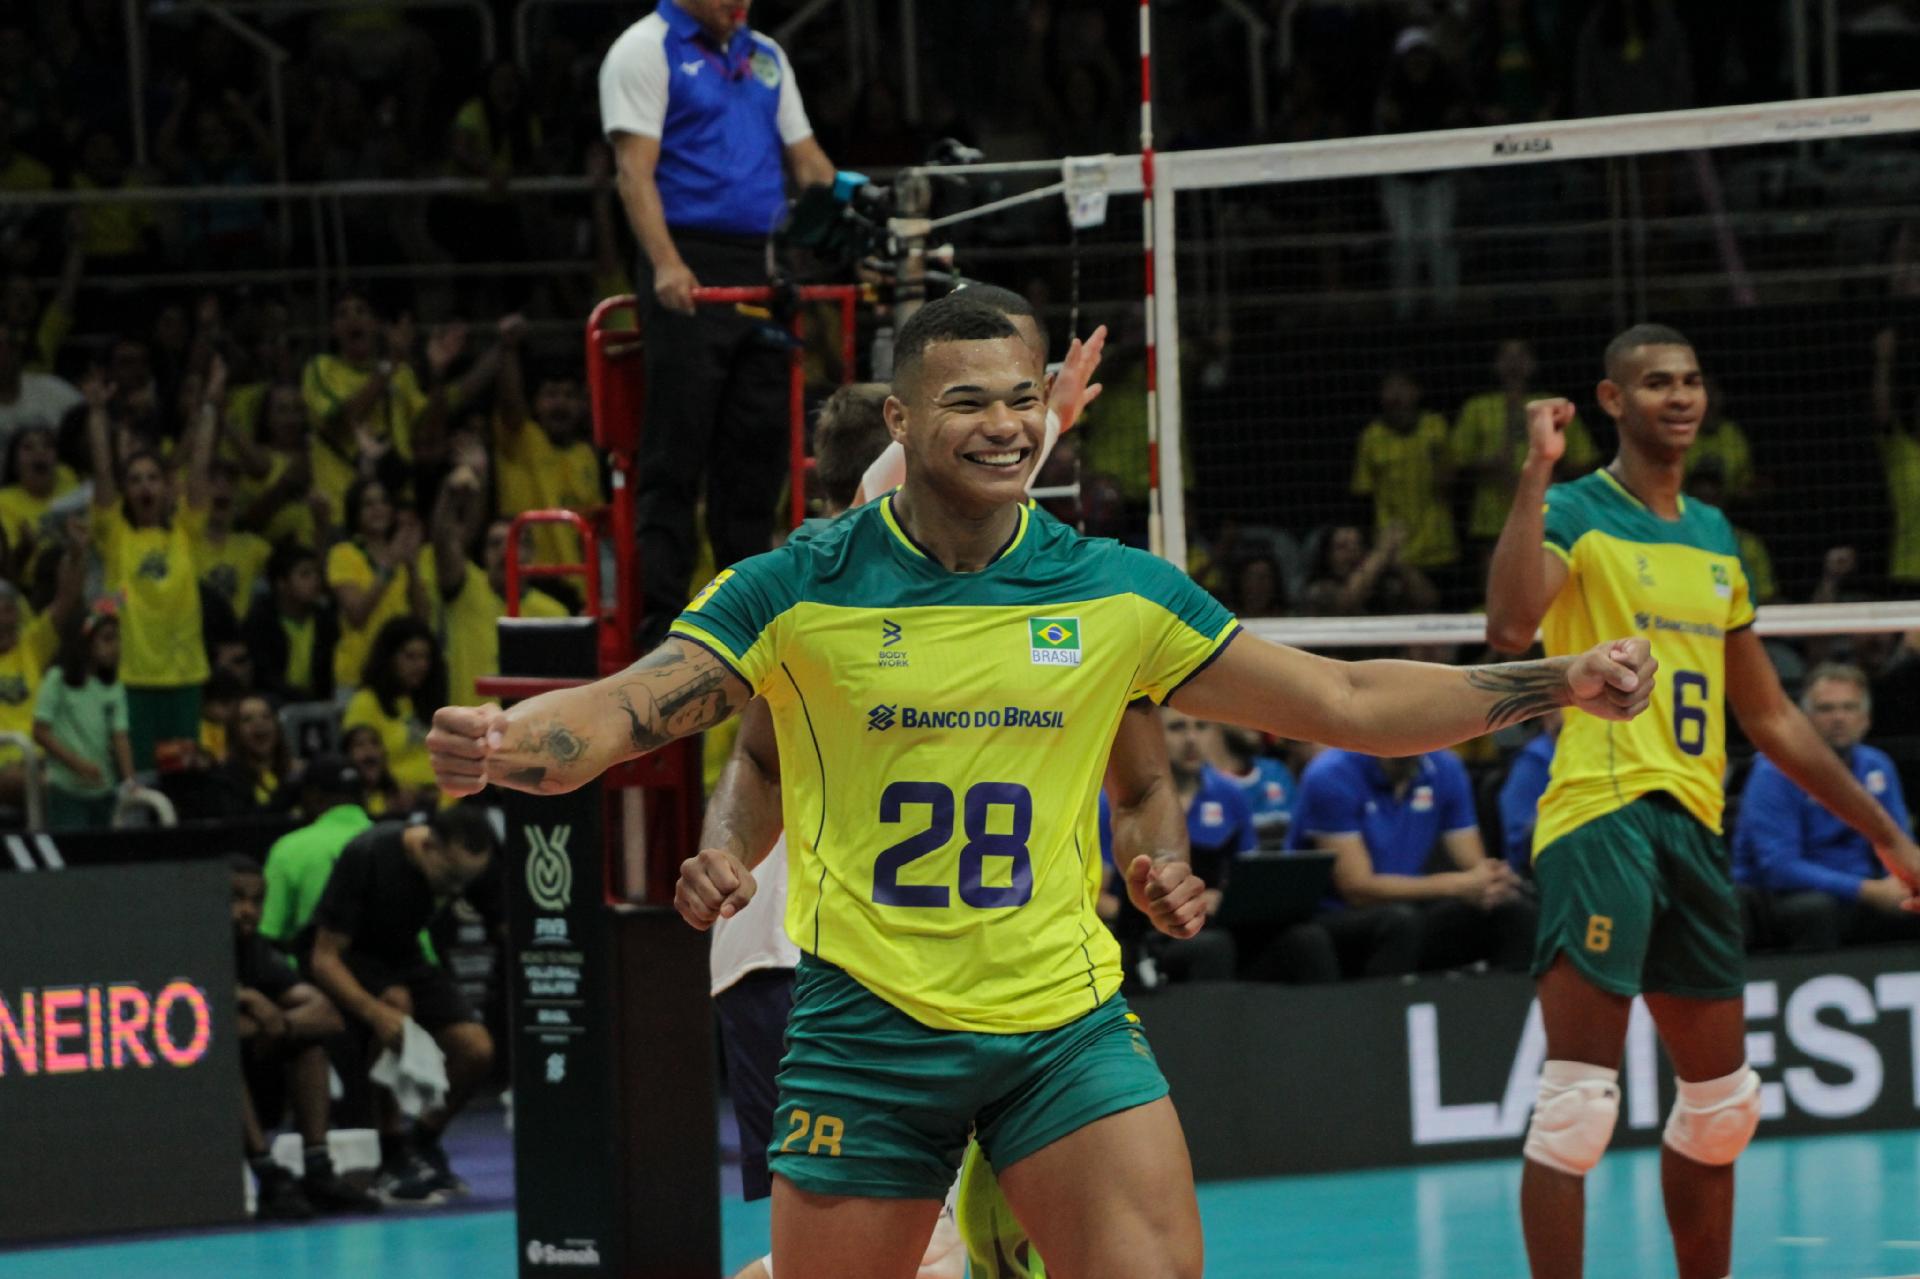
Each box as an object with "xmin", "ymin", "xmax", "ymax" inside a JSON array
[
  {"xmin": 526, "ymin": 826, "xmax": 573, "ymax": 912},
  {"xmin": 1029, "ymin": 617, "xmax": 1082, "ymax": 667},
  {"xmin": 879, "ymin": 618, "xmax": 908, "ymax": 668}
]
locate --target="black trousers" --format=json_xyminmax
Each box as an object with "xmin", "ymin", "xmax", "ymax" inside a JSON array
[{"xmin": 636, "ymin": 233, "xmax": 792, "ymax": 642}]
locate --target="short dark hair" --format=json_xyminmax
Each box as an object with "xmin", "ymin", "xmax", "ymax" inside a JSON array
[
  {"xmin": 267, "ymin": 539, "xmax": 318, "ymax": 585},
  {"xmin": 363, "ymin": 616, "xmax": 445, "ymax": 718},
  {"xmin": 813, "ymin": 383, "xmax": 891, "ymax": 508},
  {"xmin": 953, "ymin": 282, "xmax": 1048, "ymax": 356},
  {"xmin": 892, "ymin": 295, "xmax": 1020, "ymax": 390},
  {"xmin": 227, "ymin": 854, "xmax": 263, "ymax": 877},
  {"xmin": 430, "ymin": 804, "xmax": 498, "ymax": 857},
  {"xmin": 298, "ymin": 754, "xmax": 365, "ymax": 806},
  {"xmin": 1604, "ymin": 323, "xmax": 1694, "ymax": 381}
]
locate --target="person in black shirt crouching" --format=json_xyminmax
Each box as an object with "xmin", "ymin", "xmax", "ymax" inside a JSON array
[{"xmin": 303, "ymin": 806, "xmax": 498, "ymax": 1205}]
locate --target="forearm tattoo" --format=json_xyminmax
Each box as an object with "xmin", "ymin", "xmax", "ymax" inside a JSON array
[
  {"xmin": 1465, "ymin": 659, "xmax": 1569, "ymax": 731},
  {"xmin": 612, "ymin": 644, "xmax": 740, "ymax": 752},
  {"xmin": 501, "ymin": 722, "xmax": 588, "ymax": 790}
]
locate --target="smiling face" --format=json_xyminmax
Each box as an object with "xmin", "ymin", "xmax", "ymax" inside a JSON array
[
  {"xmin": 886, "ymin": 335, "xmax": 1046, "ymax": 517},
  {"xmin": 235, "ymin": 696, "xmax": 279, "ymax": 763},
  {"xmin": 345, "ymin": 725, "xmax": 387, "ymax": 783},
  {"xmin": 1600, "ymin": 343, "xmax": 1705, "ymax": 462}
]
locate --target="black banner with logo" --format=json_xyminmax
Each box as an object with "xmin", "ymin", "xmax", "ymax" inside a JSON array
[
  {"xmin": 503, "ymin": 787, "xmax": 719, "ymax": 1278},
  {"xmin": 1147, "ymin": 945, "xmax": 1920, "ymax": 1180},
  {"xmin": 0, "ymin": 861, "xmax": 242, "ymax": 1242}
]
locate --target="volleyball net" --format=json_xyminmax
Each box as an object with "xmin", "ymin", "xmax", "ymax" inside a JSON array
[{"xmin": 916, "ymin": 90, "xmax": 1920, "ymax": 654}]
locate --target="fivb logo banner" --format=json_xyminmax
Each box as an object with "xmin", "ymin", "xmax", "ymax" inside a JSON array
[{"xmin": 526, "ymin": 826, "xmax": 573, "ymax": 913}]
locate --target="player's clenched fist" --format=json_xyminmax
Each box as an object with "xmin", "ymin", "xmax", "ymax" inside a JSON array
[
  {"xmin": 1125, "ymin": 854, "xmax": 1208, "ymax": 941},
  {"xmin": 675, "ymin": 847, "xmax": 757, "ymax": 930},
  {"xmin": 1525, "ymin": 397, "xmax": 1575, "ymax": 466},
  {"xmin": 1565, "ymin": 637, "xmax": 1657, "ymax": 723},
  {"xmin": 428, "ymin": 703, "xmax": 509, "ymax": 797}
]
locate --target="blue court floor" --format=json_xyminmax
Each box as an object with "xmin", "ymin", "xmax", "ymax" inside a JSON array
[{"xmin": 5, "ymin": 1129, "xmax": 1919, "ymax": 1277}]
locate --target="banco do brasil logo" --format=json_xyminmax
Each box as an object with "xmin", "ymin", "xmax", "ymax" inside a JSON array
[{"xmin": 867, "ymin": 704, "xmax": 897, "ymax": 732}]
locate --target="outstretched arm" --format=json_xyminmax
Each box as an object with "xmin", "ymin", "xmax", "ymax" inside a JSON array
[
  {"xmin": 1171, "ymin": 634, "xmax": 1655, "ymax": 758},
  {"xmin": 1727, "ymin": 627, "xmax": 1920, "ymax": 902},
  {"xmin": 428, "ymin": 636, "xmax": 749, "ymax": 796}
]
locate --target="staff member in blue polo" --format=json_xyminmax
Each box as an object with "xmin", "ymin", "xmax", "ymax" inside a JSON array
[
  {"xmin": 599, "ymin": 0, "xmax": 837, "ymax": 638},
  {"xmin": 1734, "ymin": 662, "xmax": 1920, "ymax": 951},
  {"xmin": 1289, "ymin": 745, "xmax": 1536, "ymax": 977}
]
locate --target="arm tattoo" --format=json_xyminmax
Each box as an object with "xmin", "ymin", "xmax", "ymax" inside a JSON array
[
  {"xmin": 613, "ymin": 644, "xmax": 742, "ymax": 753},
  {"xmin": 1465, "ymin": 660, "xmax": 1569, "ymax": 731},
  {"xmin": 539, "ymin": 723, "xmax": 587, "ymax": 763},
  {"xmin": 505, "ymin": 766, "xmax": 548, "ymax": 788}
]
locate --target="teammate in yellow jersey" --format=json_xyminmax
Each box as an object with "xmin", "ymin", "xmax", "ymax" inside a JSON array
[
  {"xmin": 1484, "ymin": 323, "xmax": 1920, "ymax": 1279},
  {"xmin": 430, "ymin": 295, "xmax": 1657, "ymax": 1279}
]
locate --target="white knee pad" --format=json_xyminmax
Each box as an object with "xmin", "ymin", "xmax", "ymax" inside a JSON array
[
  {"xmin": 1523, "ymin": 1060, "xmax": 1621, "ymax": 1176},
  {"xmin": 1663, "ymin": 1065, "xmax": 1761, "ymax": 1167}
]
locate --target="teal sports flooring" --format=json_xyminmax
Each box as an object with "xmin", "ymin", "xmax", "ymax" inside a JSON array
[{"xmin": 5, "ymin": 1130, "xmax": 1918, "ymax": 1277}]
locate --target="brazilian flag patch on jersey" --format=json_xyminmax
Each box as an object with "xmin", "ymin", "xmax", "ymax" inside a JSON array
[{"xmin": 1028, "ymin": 617, "xmax": 1081, "ymax": 667}]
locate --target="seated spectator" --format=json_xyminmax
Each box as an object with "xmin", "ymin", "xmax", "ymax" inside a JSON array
[
  {"xmin": 228, "ymin": 855, "xmax": 377, "ymax": 1218},
  {"xmin": 1208, "ymin": 722, "xmax": 1296, "ymax": 847},
  {"xmin": 328, "ymin": 478, "xmax": 429, "ymax": 692},
  {"xmin": 85, "ymin": 358, "xmax": 216, "ymax": 770},
  {"xmin": 213, "ymin": 693, "xmax": 297, "ymax": 816},
  {"xmin": 197, "ymin": 669, "xmax": 248, "ymax": 763},
  {"xmin": 490, "ymin": 319, "xmax": 602, "ymax": 568},
  {"xmin": 342, "ymin": 617, "xmax": 444, "ymax": 800},
  {"xmin": 261, "ymin": 755, "xmax": 372, "ymax": 947},
  {"xmin": 1289, "ymin": 747, "xmax": 1534, "ymax": 978},
  {"xmin": 34, "ymin": 603, "xmax": 135, "ymax": 830},
  {"xmin": 1734, "ymin": 663, "xmax": 1920, "ymax": 950},
  {"xmin": 193, "ymin": 460, "xmax": 273, "ymax": 619},
  {"xmin": 1498, "ymin": 718, "xmax": 1560, "ymax": 872},
  {"xmin": 0, "ymin": 423, "xmax": 80, "ymax": 549},
  {"xmin": 1105, "ymin": 708, "xmax": 1244, "ymax": 985},
  {"xmin": 302, "ymin": 806, "xmax": 500, "ymax": 1204},
  {"xmin": 343, "ymin": 723, "xmax": 421, "ymax": 817},
  {"xmin": 1227, "ymin": 551, "xmax": 1288, "ymax": 618},
  {"xmin": 244, "ymin": 542, "xmax": 339, "ymax": 705},
  {"xmin": 1452, "ymin": 339, "xmax": 1598, "ymax": 570},
  {"xmin": 1352, "ymin": 370, "xmax": 1457, "ymax": 584},
  {"xmin": 1300, "ymin": 524, "xmax": 1439, "ymax": 617}
]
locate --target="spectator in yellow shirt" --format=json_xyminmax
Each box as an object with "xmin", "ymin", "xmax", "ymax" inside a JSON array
[
  {"xmin": 490, "ymin": 314, "xmax": 602, "ymax": 566},
  {"xmin": 0, "ymin": 543, "xmax": 81, "ymax": 807},
  {"xmin": 1451, "ymin": 338, "xmax": 1597, "ymax": 561},
  {"xmin": 341, "ymin": 616, "xmax": 443, "ymax": 797},
  {"xmin": 1352, "ymin": 369, "xmax": 1458, "ymax": 576},
  {"xmin": 299, "ymin": 292, "xmax": 459, "ymax": 521},
  {"xmin": 0, "ymin": 424, "xmax": 79, "ymax": 550},
  {"xmin": 429, "ymin": 466, "xmax": 570, "ymax": 708},
  {"xmin": 343, "ymin": 722, "xmax": 422, "ymax": 818},
  {"xmin": 326, "ymin": 477, "xmax": 430, "ymax": 691},
  {"xmin": 193, "ymin": 461, "xmax": 273, "ymax": 619},
  {"xmin": 84, "ymin": 357, "xmax": 216, "ymax": 770}
]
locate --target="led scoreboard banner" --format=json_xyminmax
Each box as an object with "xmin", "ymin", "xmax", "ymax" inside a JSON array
[{"xmin": 0, "ymin": 861, "xmax": 241, "ymax": 1242}]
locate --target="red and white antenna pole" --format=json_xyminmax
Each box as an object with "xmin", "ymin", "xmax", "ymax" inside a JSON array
[{"xmin": 1139, "ymin": 0, "xmax": 1162, "ymax": 558}]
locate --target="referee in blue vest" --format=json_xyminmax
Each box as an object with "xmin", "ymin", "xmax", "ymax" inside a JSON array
[{"xmin": 600, "ymin": 0, "xmax": 837, "ymax": 638}]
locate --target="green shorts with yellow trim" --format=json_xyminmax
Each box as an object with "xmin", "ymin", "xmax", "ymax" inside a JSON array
[
  {"xmin": 1531, "ymin": 792, "xmax": 1745, "ymax": 1000},
  {"xmin": 768, "ymin": 956, "xmax": 1168, "ymax": 1201}
]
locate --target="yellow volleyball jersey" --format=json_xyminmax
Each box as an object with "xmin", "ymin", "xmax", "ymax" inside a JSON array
[
  {"xmin": 1534, "ymin": 470, "xmax": 1756, "ymax": 852},
  {"xmin": 672, "ymin": 495, "xmax": 1239, "ymax": 1034}
]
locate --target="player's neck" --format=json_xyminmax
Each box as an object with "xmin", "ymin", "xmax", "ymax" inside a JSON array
[
  {"xmin": 890, "ymin": 485, "xmax": 1022, "ymax": 573},
  {"xmin": 1608, "ymin": 449, "xmax": 1684, "ymax": 519}
]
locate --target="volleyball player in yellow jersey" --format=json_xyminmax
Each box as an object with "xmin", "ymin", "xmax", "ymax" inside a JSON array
[
  {"xmin": 430, "ymin": 295, "xmax": 1658, "ymax": 1279},
  {"xmin": 1485, "ymin": 324, "xmax": 1920, "ymax": 1279}
]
